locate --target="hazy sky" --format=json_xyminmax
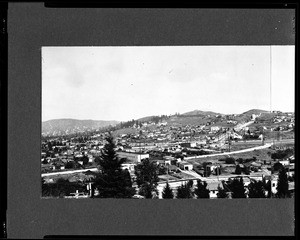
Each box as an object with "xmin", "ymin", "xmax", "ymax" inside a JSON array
[{"xmin": 42, "ymin": 46, "xmax": 294, "ymax": 122}]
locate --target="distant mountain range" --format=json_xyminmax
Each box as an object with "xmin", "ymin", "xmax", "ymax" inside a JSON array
[{"xmin": 42, "ymin": 119, "xmax": 119, "ymax": 136}]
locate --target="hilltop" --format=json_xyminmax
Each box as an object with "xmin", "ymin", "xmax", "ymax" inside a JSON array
[
  {"xmin": 241, "ymin": 109, "xmax": 269, "ymax": 115},
  {"xmin": 182, "ymin": 110, "xmax": 222, "ymax": 116}
]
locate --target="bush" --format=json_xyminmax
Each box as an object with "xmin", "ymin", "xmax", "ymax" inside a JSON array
[
  {"xmin": 224, "ymin": 157, "xmax": 235, "ymax": 164},
  {"xmin": 273, "ymin": 162, "xmax": 284, "ymax": 172},
  {"xmin": 235, "ymin": 165, "xmax": 242, "ymax": 174}
]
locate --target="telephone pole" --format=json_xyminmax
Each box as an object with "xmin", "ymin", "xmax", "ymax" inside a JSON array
[{"xmin": 270, "ymin": 45, "xmax": 272, "ymax": 113}]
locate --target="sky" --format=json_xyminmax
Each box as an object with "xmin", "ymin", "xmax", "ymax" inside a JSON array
[{"xmin": 42, "ymin": 46, "xmax": 295, "ymax": 122}]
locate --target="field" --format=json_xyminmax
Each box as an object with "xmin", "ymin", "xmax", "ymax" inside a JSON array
[
  {"xmin": 229, "ymin": 141, "xmax": 263, "ymax": 151},
  {"xmin": 186, "ymin": 146, "xmax": 279, "ymax": 166},
  {"xmin": 167, "ymin": 116, "xmax": 209, "ymax": 126},
  {"xmin": 264, "ymin": 130, "xmax": 294, "ymax": 140}
]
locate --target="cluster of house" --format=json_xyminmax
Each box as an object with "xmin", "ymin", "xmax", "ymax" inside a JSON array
[
  {"xmin": 254, "ymin": 113, "xmax": 295, "ymax": 131},
  {"xmin": 41, "ymin": 134, "xmax": 295, "ymax": 199},
  {"xmin": 155, "ymin": 171, "xmax": 294, "ymax": 199}
]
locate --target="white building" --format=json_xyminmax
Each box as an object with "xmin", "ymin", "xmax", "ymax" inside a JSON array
[
  {"xmin": 121, "ymin": 163, "xmax": 136, "ymax": 172},
  {"xmin": 206, "ymin": 181, "xmax": 223, "ymax": 198},
  {"xmin": 178, "ymin": 161, "xmax": 193, "ymax": 171},
  {"xmin": 117, "ymin": 151, "xmax": 149, "ymax": 163},
  {"xmin": 210, "ymin": 126, "xmax": 220, "ymax": 132}
]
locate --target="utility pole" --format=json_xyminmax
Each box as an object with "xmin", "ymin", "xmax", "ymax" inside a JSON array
[
  {"xmin": 228, "ymin": 131, "xmax": 231, "ymax": 152},
  {"xmin": 270, "ymin": 45, "xmax": 272, "ymax": 113}
]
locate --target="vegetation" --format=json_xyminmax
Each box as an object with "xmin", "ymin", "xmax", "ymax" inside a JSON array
[
  {"xmin": 135, "ymin": 159, "xmax": 159, "ymax": 198},
  {"xmin": 271, "ymin": 148, "xmax": 294, "ymax": 160},
  {"xmin": 272, "ymin": 162, "xmax": 284, "ymax": 172},
  {"xmin": 235, "ymin": 165, "xmax": 242, "ymax": 174},
  {"xmin": 93, "ymin": 134, "xmax": 135, "ymax": 198},
  {"xmin": 276, "ymin": 168, "xmax": 291, "ymax": 198},
  {"xmin": 247, "ymin": 180, "xmax": 266, "ymax": 198},
  {"xmin": 217, "ymin": 185, "xmax": 228, "ymax": 198},
  {"xmin": 176, "ymin": 181, "xmax": 194, "ymax": 198},
  {"xmin": 226, "ymin": 177, "xmax": 247, "ymax": 198},
  {"xmin": 42, "ymin": 177, "xmax": 86, "ymax": 198},
  {"xmin": 223, "ymin": 157, "xmax": 235, "ymax": 164},
  {"xmin": 162, "ymin": 182, "xmax": 174, "ymax": 199},
  {"xmin": 194, "ymin": 180, "xmax": 210, "ymax": 198}
]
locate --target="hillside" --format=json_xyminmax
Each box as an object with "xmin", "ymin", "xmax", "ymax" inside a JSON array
[
  {"xmin": 42, "ymin": 119, "xmax": 119, "ymax": 136},
  {"xmin": 241, "ymin": 109, "xmax": 269, "ymax": 116},
  {"xmin": 182, "ymin": 110, "xmax": 221, "ymax": 116},
  {"xmin": 137, "ymin": 115, "xmax": 157, "ymax": 122}
]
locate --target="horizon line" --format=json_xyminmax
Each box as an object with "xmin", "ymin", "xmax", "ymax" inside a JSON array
[{"xmin": 42, "ymin": 108, "xmax": 295, "ymax": 123}]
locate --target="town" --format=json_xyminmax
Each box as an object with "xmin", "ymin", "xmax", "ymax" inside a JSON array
[{"xmin": 41, "ymin": 109, "xmax": 295, "ymax": 199}]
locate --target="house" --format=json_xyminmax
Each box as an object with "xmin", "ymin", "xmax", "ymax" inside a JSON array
[
  {"xmin": 121, "ymin": 163, "xmax": 136, "ymax": 172},
  {"xmin": 53, "ymin": 162, "xmax": 65, "ymax": 170},
  {"xmin": 150, "ymin": 159, "xmax": 171, "ymax": 166},
  {"xmin": 205, "ymin": 164, "xmax": 220, "ymax": 174},
  {"xmin": 117, "ymin": 151, "xmax": 149, "ymax": 163},
  {"xmin": 178, "ymin": 161, "xmax": 193, "ymax": 171},
  {"xmin": 206, "ymin": 181, "xmax": 223, "ymax": 198},
  {"xmin": 168, "ymin": 165, "xmax": 178, "ymax": 173},
  {"xmin": 41, "ymin": 164, "xmax": 53, "ymax": 173},
  {"xmin": 279, "ymin": 159, "xmax": 290, "ymax": 166},
  {"xmin": 288, "ymin": 182, "xmax": 295, "ymax": 195}
]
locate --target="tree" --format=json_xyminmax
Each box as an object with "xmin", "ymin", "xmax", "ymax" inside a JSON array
[
  {"xmin": 244, "ymin": 166, "xmax": 250, "ymax": 175},
  {"xmin": 273, "ymin": 162, "xmax": 283, "ymax": 172},
  {"xmin": 93, "ymin": 134, "xmax": 135, "ymax": 198},
  {"xmin": 135, "ymin": 159, "xmax": 159, "ymax": 198},
  {"xmin": 176, "ymin": 182, "xmax": 193, "ymax": 199},
  {"xmin": 271, "ymin": 148, "xmax": 294, "ymax": 160},
  {"xmin": 224, "ymin": 157, "xmax": 235, "ymax": 164},
  {"xmin": 217, "ymin": 185, "xmax": 228, "ymax": 198},
  {"xmin": 158, "ymin": 165, "xmax": 167, "ymax": 175},
  {"xmin": 203, "ymin": 162, "xmax": 212, "ymax": 177},
  {"xmin": 276, "ymin": 168, "xmax": 291, "ymax": 198},
  {"xmin": 194, "ymin": 180, "xmax": 210, "ymax": 198},
  {"xmin": 138, "ymin": 183, "xmax": 155, "ymax": 199},
  {"xmin": 42, "ymin": 159, "xmax": 48, "ymax": 164},
  {"xmin": 235, "ymin": 164, "xmax": 242, "ymax": 174},
  {"xmin": 162, "ymin": 182, "xmax": 174, "ymax": 199},
  {"xmin": 81, "ymin": 155, "xmax": 89, "ymax": 165},
  {"xmin": 248, "ymin": 180, "xmax": 266, "ymax": 198},
  {"xmin": 227, "ymin": 177, "xmax": 247, "ymax": 198},
  {"xmin": 215, "ymin": 167, "xmax": 222, "ymax": 175}
]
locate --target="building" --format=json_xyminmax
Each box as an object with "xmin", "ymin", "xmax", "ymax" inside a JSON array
[
  {"xmin": 121, "ymin": 163, "xmax": 136, "ymax": 172},
  {"xmin": 210, "ymin": 126, "xmax": 220, "ymax": 132},
  {"xmin": 206, "ymin": 181, "xmax": 222, "ymax": 198},
  {"xmin": 178, "ymin": 161, "xmax": 193, "ymax": 171},
  {"xmin": 150, "ymin": 159, "xmax": 171, "ymax": 166},
  {"xmin": 117, "ymin": 151, "xmax": 149, "ymax": 163}
]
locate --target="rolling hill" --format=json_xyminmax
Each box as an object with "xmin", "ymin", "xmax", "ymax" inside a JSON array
[
  {"xmin": 42, "ymin": 119, "xmax": 119, "ymax": 136},
  {"xmin": 182, "ymin": 110, "xmax": 222, "ymax": 116},
  {"xmin": 241, "ymin": 109, "xmax": 269, "ymax": 116}
]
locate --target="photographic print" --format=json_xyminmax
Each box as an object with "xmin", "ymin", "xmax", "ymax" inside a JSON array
[{"xmin": 41, "ymin": 46, "xmax": 295, "ymax": 199}]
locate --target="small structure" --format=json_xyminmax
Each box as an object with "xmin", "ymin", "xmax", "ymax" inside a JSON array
[
  {"xmin": 117, "ymin": 151, "xmax": 149, "ymax": 163},
  {"xmin": 150, "ymin": 159, "xmax": 171, "ymax": 166},
  {"xmin": 206, "ymin": 181, "xmax": 222, "ymax": 198},
  {"xmin": 178, "ymin": 161, "xmax": 193, "ymax": 171},
  {"xmin": 279, "ymin": 159, "xmax": 290, "ymax": 166},
  {"xmin": 121, "ymin": 163, "xmax": 136, "ymax": 172}
]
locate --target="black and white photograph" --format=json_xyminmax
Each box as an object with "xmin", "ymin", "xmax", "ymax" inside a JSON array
[
  {"xmin": 5, "ymin": 4, "xmax": 297, "ymax": 238},
  {"xmin": 41, "ymin": 46, "xmax": 295, "ymax": 199}
]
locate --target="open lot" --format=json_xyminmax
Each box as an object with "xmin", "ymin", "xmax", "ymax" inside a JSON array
[
  {"xmin": 186, "ymin": 141, "xmax": 294, "ymax": 166},
  {"xmin": 228, "ymin": 141, "xmax": 263, "ymax": 151}
]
